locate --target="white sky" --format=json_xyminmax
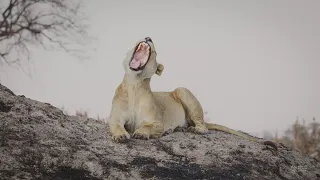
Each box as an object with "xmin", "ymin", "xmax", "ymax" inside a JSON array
[{"xmin": 1, "ymin": 0, "xmax": 320, "ymax": 137}]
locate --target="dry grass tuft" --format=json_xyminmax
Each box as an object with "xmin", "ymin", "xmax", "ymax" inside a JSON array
[{"xmin": 274, "ymin": 117, "xmax": 320, "ymax": 160}]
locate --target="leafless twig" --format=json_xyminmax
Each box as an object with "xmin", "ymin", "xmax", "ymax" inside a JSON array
[{"xmin": 0, "ymin": 0, "xmax": 93, "ymax": 67}]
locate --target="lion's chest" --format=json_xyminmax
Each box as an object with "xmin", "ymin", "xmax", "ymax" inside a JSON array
[{"xmin": 124, "ymin": 92, "xmax": 155, "ymax": 132}]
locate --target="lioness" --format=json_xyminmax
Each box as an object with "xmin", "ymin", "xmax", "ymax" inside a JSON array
[{"xmin": 108, "ymin": 37, "xmax": 277, "ymax": 149}]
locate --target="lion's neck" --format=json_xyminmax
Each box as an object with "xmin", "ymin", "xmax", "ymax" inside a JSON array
[
  {"xmin": 123, "ymin": 75, "xmax": 151, "ymax": 88},
  {"xmin": 122, "ymin": 75, "xmax": 153, "ymax": 98},
  {"xmin": 122, "ymin": 75, "xmax": 153, "ymax": 114}
]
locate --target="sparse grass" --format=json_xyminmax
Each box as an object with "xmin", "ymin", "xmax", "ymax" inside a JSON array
[
  {"xmin": 60, "ymin": 106, "xmax": 70, "ymax": 115},
  {"xmin": 75, "ymin": 109, "xmax": 89, "ymax": 118},
  {"xmin": 273, "ymin": 117, "xmax": 320, "ymax": 160},
  {"xmin": 60, "ymin": 106, "xmax": 107, "ymax": 122},
  {"xmin": 96, "ymin": 114, "xmax": 108, "ymax": 123}
]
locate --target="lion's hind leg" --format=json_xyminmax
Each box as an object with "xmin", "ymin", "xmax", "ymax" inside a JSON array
[{"xmin": 172, "ymin": 87, "xmax": 209, "ymax": 134}]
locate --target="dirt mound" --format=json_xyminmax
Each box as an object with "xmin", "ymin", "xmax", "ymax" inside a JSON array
[{"xmin": 0, "ymin": 83, "xmax": 319, "ymax": 180}]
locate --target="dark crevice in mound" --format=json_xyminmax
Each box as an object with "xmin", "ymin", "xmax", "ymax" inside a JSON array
[
  {"xmin": 100, "ymin": 159, "xmax": 131, "ymax": 174},
  {"xmin": 0, "ymin": 101, "xmax": 12, "ymax": 112},
  {"xmin": 45, "ymin": 166, "xmax": 102, "ymax": 180},
  {"xmin": 0, "ymin": 170, "xmax": 15, "ymax": 180},
  {"xmin": 129, "ymin": 156, "xmax": 253, "ymax": 180}
]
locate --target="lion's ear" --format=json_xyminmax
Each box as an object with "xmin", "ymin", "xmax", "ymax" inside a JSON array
[{"xmin": 156, "ymin": 63, "xmax": 164, "ymax": 76}]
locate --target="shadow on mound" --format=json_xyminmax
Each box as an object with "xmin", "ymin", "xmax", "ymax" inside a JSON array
[
  {"xmin": 47, "ymin": 166, "xmax": 102, "ymax": 180},
  {"xmin": 129, "ymin": 156, "xmax": 258, "ymax": 180}
]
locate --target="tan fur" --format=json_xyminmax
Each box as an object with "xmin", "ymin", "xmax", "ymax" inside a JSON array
[{"xmin": 107, "ymin": 37, "xmax": 278, "ymax": 150}]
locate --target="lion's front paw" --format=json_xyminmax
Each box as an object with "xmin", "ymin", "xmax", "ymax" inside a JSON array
[
  {"xmin": 112, "ymin": 131, "xmax": 130, "ymax": 143},
  {"xmin": 188, "ymin": 125, "xmax": 209, "ymax": 134},
  {"xmin": 133, "ymin": 128, "xmax": 150, "ymax": 140}
]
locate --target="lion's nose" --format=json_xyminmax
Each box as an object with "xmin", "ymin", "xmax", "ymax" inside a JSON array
[{"xmin": 145, "ymin": 37, "xmax": 152, "ymax": 42}]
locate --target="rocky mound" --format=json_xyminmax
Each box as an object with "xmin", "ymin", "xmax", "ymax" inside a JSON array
[{"xmin": 0, "ymin": 83, "xmax": 319, "ymax": 180}]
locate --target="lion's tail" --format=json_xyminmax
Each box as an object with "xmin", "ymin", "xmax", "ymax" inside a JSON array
[{"xmin": 205, "ymin": 122, "xmax": 259, "ymax": 142}]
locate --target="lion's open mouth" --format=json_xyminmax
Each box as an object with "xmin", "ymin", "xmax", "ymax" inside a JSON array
[{"xmin": 129, "ymin": 42, "xmax": 151, "ymax": 71}]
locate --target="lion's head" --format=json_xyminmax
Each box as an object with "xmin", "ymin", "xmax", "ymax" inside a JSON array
[{"xmin": 123, "ymin": 37, "xmax": 164, "ymax": 79}]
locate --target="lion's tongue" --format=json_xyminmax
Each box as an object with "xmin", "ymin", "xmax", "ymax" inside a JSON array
[
  {"xmin": 129, "ymin": 59, "xmax": 141, "ymax": 69},
  {"xmin": 129, "ymin": 43, "xmax": 149, "ymax": 69}
]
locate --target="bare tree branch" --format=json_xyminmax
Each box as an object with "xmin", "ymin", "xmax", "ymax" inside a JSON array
[{"xmin": 0, "ymin": 0, "xmax": 93, "ymax": 67}]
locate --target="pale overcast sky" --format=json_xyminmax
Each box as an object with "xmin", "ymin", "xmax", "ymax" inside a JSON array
[{"xmin": 1, "ymin": 0, "xmax": 319, "ymax": 136}]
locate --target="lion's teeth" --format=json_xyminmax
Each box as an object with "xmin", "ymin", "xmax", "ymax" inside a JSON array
[{"xmin": 137, "ymin": 44, "xmax": 142, "ymax": 51}]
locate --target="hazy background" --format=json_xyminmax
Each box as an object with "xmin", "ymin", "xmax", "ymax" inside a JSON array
[{"xmin": 1, "ymin": 0, "xmax": 319, "ymax": 137}]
